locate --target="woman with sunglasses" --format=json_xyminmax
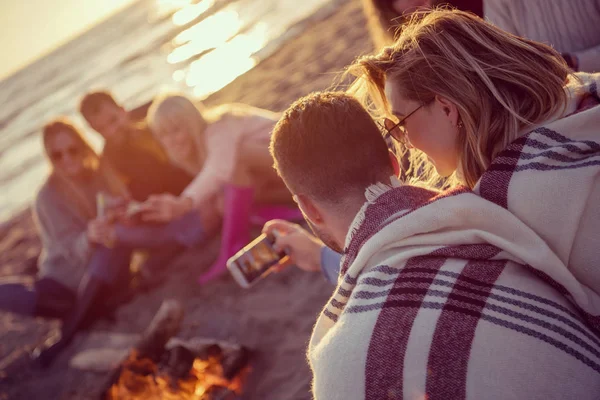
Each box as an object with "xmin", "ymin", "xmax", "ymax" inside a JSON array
[
  {"xmin": 0, "ymin": 119, "xmax": 137, "ymax": 365},
  {"xmin": 347, "ymin": 10, "xmax": 600, "ymax": 296}
]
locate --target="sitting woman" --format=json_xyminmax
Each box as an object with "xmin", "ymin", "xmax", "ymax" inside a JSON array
[
  {"xmin": 266, "ymin": 9, "xmax": 600, "ymax": 294},
  {"xmin": 0, "ymin": 119, "xmax": 134, "ymax": 364},
  {"xmin": 348, "ymin": 10, "xmax": 600, "ymax": 294},
  {"xmin": 112, "ymin": 94, "xmax": 300, "ymax": 284}
]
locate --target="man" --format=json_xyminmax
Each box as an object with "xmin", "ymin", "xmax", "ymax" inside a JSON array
[
  {"xmin": 270, "ymin": 91, "xmax": 600, "ymax": 399},
  {"xmin": 80, "ymin": 91, "xmax": 193, "ymax": 201}
]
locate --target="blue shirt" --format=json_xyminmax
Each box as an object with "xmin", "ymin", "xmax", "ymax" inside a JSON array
[{"xmin": 319, "ymin": 246, "xmax": 342, "ymax": 285}]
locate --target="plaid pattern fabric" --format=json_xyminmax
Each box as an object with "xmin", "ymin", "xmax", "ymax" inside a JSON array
[{"xmin": 309, "ymin": 73, "xmax": 600, "ymax": 400}]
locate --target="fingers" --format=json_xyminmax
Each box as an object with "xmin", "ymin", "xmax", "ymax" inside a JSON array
[
  {"xmin": 262, "ymin": 219, "xmax": 300, "ymax": 235},
  {"xmin": 88, "ymin": 220, "xmax": 113, "ymax": 244},
  {"xmin": 271, "ymin": 234, "xmax": 296, "ymax": 254}
]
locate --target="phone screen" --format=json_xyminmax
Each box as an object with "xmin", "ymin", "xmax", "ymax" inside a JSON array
[{"xmin": 228, "ymin": 234, "xmax": 285, "ymax": 285}]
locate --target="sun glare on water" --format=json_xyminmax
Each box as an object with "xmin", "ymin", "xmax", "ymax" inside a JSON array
[{"xmin": 160, "ymin": 0, "xmax": 269, "ymax": 99}]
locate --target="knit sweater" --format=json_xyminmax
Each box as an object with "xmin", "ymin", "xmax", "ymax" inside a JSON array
[
  {"xmin": 34, "ymin": 176, "xmax": 97, "ymax": 291},
  {"xmin": 485, "ymin": 0, "xmax": 600, "ymax": 72}
]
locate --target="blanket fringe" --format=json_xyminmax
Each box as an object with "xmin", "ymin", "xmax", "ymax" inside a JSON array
[
  {"xmin": 344, "ymin": 177, "xmax": 403, "ymax": 255},
  {"xmin": 365, "ymin": 176, "xmax": 402, "ymax": 203}
]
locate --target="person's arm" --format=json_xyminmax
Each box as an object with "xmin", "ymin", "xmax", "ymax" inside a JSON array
[
  {"xmin": 263, "ymin": 220, "xmax": 343, "ymax": 284},
  {"xmin": 320, "ymin": 246, "xmax": 343, "ymax": 285}
]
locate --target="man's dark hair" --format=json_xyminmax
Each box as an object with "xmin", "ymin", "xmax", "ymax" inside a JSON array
[
  {"xmin": 79, "ymin": 91, "xmax": 119, "ymax": 120},
  {"xmin": 271, "ymin": 91, "xmax": 393, "ymax": 203}
]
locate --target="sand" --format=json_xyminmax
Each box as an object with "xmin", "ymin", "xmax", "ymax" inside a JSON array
[{"xmin": 0, "ymin": 1, "xmax": 373, "ymax": 399}]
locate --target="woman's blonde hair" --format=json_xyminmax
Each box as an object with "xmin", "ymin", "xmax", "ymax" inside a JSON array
[
  {"xmin": 43, "ymin": 118, "xmax": 128, "ymax": 219},
  {"xmin": 147, "ymin": 94, "xmax": 209, "ymax": 175},
  {"xmin": 347, "ymin": 9, "xmax": 571, "ymax": 188}
]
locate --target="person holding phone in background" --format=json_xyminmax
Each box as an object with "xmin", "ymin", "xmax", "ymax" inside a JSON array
[
  {"xmin": 0, "ymin": 119, "xmax": 136, "ymax": 365},
  {"xmin": 107, "ymin": 94, "xmax": 302, "ymax": 285}
]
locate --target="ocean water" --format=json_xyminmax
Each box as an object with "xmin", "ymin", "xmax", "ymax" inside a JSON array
[{"xmin": 0, "ymin": 0, "xmax": 336, "ymax": 224}]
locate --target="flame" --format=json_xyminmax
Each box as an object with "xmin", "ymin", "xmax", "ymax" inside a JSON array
[{"xmin": 106, "ymin": 351, "xmax": 246, "ymax": 400}]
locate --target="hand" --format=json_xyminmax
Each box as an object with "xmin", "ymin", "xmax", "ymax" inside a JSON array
[
  {"xmin": 139, "ymin": 194, "xmax": 193, "ymax": 223},
  {"xmin": 87, "ymin": 217, "xmax": 115, "ymax": 246},
  {"xmin": 262, "ymin": 219, "xmax": 323, "ymax": 273}
]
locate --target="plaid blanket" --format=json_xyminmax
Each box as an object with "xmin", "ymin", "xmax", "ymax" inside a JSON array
[
  {"xmin": 308, "ymin": 73, "xmax": 600, "ymax": 400},
  {"xmin": 476, "ymin": 72, "xmax": 600, "ymax": 305}
]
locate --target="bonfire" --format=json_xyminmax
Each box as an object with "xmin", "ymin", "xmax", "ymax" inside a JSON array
[{"xmin": 99, "ymin": 300, "xmax": 251, "ymax": 400}]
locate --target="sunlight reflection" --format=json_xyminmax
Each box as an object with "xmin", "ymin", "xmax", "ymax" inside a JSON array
[
  {"xmin": 172, "ymin": 69, "xmax": 186, "ymax": 82},
  {"xmin": 168, "ymin": 10, "xmax": 241, "ymax": 64},
  {"xmin": 174, "ymin": 10, "xmax": 240, "ymax": 45},
  {"xmin": 187, "ymin": 23, "xmax": 268, "ymax": 99},
  {"xmin": 172, "ymin": 0, "xmax": 215, "ymax": 26},
  {"xmin": 154, "ymin": 0, "xmax": 193, "ymax": 18}
]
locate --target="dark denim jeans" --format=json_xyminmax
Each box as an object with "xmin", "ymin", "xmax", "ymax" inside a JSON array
[
  {"xmin": 0, "ymin": 245, "xmax": 131, "ymax": 319},
  {"xmin": 0, "ymin": 213, "xmax": 204, "ymax": 319},
  {"xmin": 114, "ymin": 211, "xmax": 205, "ymax": 249}
]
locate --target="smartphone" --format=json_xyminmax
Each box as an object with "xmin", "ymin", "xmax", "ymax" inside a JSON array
[
  {"xmin": 227, "ymin": 233, "xmax": 287, "ymax": 288},
  {"xmin": 96, "ymin": 192, "xmax": 106, "ymax": 218}
]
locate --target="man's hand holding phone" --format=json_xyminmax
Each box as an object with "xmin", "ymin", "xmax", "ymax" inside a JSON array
[{"xmin": 262, "ymin": 220, "xmax": 323, "ymax": 273}]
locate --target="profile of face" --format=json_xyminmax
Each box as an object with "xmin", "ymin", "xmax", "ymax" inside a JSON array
[
  {"xmin": 153, "ymin": 115, "xmax": 194, "ymax": 161},
  {"xmin": 307, "ymin": 217, "xmax": 344, "ymax": 254},
  {"xmin": 86, "ymin": 102, "xmax": 130, "ymax": 142},
  {"xmin": 391, "ymin": 0, "xmax": 432, "ymax": 15},
  {"xmin": 385, "ymin": 80, "xmax": 460, "ymax": 177},
  {"xmin": 293, "ymin": 194, "xmax": 345, "ymax": 254},
  {"xmin": 47, "ymin": 131, "xmax": 89, "ymax": 179}
]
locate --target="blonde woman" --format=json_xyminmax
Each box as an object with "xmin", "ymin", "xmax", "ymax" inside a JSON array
[
  {"xmin": 0, "ymin": 119, "xmax": 136, "ymax": 365},
  {"xmin": 347, "ymin": 9, "xmax": 600, "ymax": 296},
  {"xmin": 124, "ymin": 94, "xmax": 300, "ymax": 284}
]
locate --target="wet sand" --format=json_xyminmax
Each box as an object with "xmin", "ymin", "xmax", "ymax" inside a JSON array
[{"xmin": 0, "ymin": 1, "xmax": 373, "ymax": 398}]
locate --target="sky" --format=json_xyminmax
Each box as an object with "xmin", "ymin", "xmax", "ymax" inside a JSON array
[{"xmin": 0, "ymin": 0, "xmax": 138, "ymax": 81}]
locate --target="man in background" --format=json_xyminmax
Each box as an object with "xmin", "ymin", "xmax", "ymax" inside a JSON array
[{"xmin": 80, "ymin": 91, "xmax": 193, "ymax": 201}]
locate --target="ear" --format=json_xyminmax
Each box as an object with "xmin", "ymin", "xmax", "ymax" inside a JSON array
[
  {"xmin": 389, "ymin": 150, "xmax": 400, "ymax": 178},
  {"xmin": 434, "ymin": 95, "xmax": 459, "ymax": 127},
  {"xmin": 295, "ymin": 194, "xmax": 324, "ymax": 225}
]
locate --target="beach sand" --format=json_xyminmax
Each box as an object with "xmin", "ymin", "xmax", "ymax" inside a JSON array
[{"xmin": 0, "ymin": 1, "xmax": 373, "ymax": 398}]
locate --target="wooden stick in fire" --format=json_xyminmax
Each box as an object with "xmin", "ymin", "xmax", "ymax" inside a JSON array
[{"xmin": 100, "ymin": 299, "xmax": 184, "ymax": 399}]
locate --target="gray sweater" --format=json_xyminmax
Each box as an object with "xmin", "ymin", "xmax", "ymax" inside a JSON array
[{"xmin": 34, "ymin": 177, "xmax": 93, "ymax": 292}]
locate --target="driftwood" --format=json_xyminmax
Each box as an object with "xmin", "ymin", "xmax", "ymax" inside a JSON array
[{"xmin": 100, "ymin": 299, "xmax": 184, "ymax": 399}]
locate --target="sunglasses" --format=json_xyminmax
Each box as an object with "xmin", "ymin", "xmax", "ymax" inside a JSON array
[
  {"xmin": 377, "ymin": 104, "xmax": 425, "ymax": 145},
  {"xmin": 50, "ymin": 146, "xmax": 82, "ymax": 162}
]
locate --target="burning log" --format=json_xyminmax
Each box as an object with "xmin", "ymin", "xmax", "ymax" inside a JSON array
[
  {"xmin": 100, "ymin": 300, "xmax": 251, "ymax": 399},
  {"xmin": 100, "ymin": 299, "xmax": 184, "ymax": 399}
]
